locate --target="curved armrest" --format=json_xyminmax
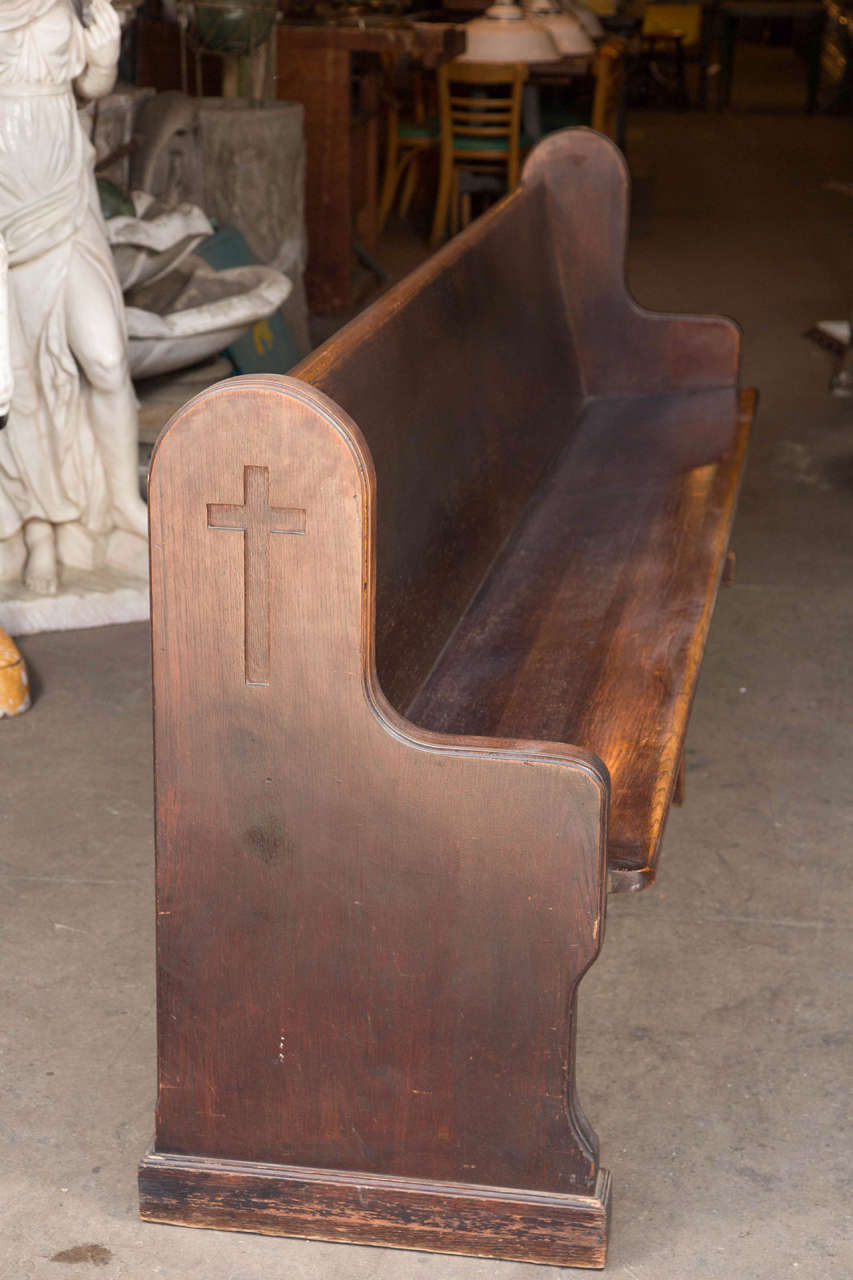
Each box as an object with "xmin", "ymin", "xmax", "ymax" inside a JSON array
[{"xmin": 523, "ymin": 129, "xmax": 741, "ymax": 397}]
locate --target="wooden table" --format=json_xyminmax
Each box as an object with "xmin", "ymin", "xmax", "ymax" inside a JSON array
[
  {"xmin": 276, "ymin": 19, "xmax": 465, "ymax": 313},
  {"xmin": 717, "ymin": 2, "xmax": 827, "ymax": 110}
]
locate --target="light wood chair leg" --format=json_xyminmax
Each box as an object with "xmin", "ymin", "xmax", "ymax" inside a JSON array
[
  {"xmin": 397, "ymin": 156, "xmax": 420, "ymax": 220},
  {"xmin": 449, "ymin": 170, "xmax": 460, "ymax": 238}
]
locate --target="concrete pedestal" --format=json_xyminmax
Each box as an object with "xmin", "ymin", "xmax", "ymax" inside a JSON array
[
  {"xmin": 196, "ymin": 99, "xmax": 309, "ymax": 353},
  {"xmin": 0, "ymin": 569, "xmax": 149, "ymax": 638}
]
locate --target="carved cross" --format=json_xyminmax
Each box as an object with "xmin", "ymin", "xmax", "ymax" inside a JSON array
[{"xmin": 208, "ymin": 466, "xmax": 306, "ymax": 686}]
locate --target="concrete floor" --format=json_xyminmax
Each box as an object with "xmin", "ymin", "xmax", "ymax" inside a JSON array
[{"xmin": 2, "ymin": 56, "xmax": 853, "ymax": 1280}]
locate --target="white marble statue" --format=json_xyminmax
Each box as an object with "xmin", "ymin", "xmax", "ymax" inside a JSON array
[
  {"xmin": 0, "ymin": 236, "xmax": 11, "ymax": 427},
  {"xmin": 0, "ymin": 0, "xmax": 147, "ymax": 596}
]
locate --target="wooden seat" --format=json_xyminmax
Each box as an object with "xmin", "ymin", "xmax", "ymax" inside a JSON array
[
  {"xmin": 430, "ymin": 60, "xmax": 529, "ymax": 247},
  {"xmin": 140, "ymin": 129, "xmax": 754, "ymax": 1268},
  {"xmin": 408, "ymin": 387, "xmax": 749, "ymax": 887}
]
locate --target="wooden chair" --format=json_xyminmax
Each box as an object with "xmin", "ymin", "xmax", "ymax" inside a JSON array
[
  {"xmin": 538, "ymin": 38, "xmax": 628, "ymax": 147},
  {"xmin": 591, "ymin": 37, "xmax": 628, "ymax": 142},
  {"xmin": 378, "ymin": 57, "xmax": 439, "ymax": 233},
  {"xmin": 430, "ymin": 60, "xmax": 529, "ymax": 248},
  {"xmin": 634, "ymin": 1, "xmax": 708, "ymax": 107}
]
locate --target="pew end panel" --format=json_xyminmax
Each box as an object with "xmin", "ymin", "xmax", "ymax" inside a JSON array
[
  {"xmin": 523, "ymin": 129, "xmax": 742, "ymax": 397},
  {"xmin": 141, "ymin": 376, "xmax": 614, "ymax": 1267}
]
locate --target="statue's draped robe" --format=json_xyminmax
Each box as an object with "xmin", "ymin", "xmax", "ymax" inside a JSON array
[{"xmin": 0, "ymin": 0, "xmax": 125, "ymax": 552}]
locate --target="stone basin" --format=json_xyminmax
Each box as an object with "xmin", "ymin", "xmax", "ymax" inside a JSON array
[
  {"xmin": 125, "ymin": 257, "xmax": 292, "ymax": 380},
  {"xmin": 106, "ymin": 193, "xmax": 214, "ymax": 292}
]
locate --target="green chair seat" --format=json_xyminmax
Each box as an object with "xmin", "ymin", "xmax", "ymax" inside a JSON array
[
  {"xmin": 540, "ymin": 109, "xmax": 590, "ymax": 134},
  {"xmin": 398, "ymin": 116, "xmax": 440, "ymax": 140},
  {"xmin": 452, "ymin": 132, "xmax": 535, "ymax": 152}
]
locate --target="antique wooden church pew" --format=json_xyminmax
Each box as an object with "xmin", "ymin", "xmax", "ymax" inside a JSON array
[{"xmin": 138, "ymin": 128, "xmax": 754, "ymax": 1268}]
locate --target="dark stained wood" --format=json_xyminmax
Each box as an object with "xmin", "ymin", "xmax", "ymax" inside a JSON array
[
  {"xmin": 139, "ymin": 1153, "xmax": 611, "ymax": 1268},
  {"xmin": 520, "ymin": 131, "xmax": 741, "ymax": 396},
  {"xmin": 207, "ymin": 465, "xmax": 306, "ymax": 686},
  {"xmin": 407, "ymin": 391, "xmax": 753, "ymax": 891},
  {"xmin": 298, "ymin": 185, "xmax": 585, "ymax": 711},
  {"xmin": 278, "ymin": 19, "xmax": 466, "ymax": 67},
  {"xmin": 276, "ymin": 22, "xmax": 465, "ymax": 312},
  {"xmin": 135, "ymin": 17, "xmax": 222, "ymax": 96},
  {"xmin": 143, "ymin": 370, "xmax": 608, "ymax": 1262},
  {"xmin": 140, "ymin": 130, "xmax": 753, "ymax": 1265},
  {"xmin": 275, "ymin": 40, "xmax": 352, "ymax": 314},
  {"xmin": 293, "ymin": 131, "xmax": 753, "ymax": 890}
]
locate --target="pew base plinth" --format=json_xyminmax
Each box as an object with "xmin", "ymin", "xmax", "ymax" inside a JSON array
[{"xmin": 139, "ymin": 1150, "xmax": 611, "ymax": 1269}]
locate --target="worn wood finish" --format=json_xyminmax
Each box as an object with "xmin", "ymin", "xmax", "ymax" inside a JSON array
[
  {"xmin": 522, "ymin": 130, "xmax": 740, "ymax": 396},
  {"xmin": 139, "ymin": 1154, "xmax": 611, "ymax": 1268},
  {"xmin": 144, "ymin": 372, "xmax": 609, "ymax": 1260},
  {"xmin": 408, "ymin": 390, "xmax": 753, "ymax": 891},
  {"xmin": 276, "ymin": 22, "xmax": 465, "ymax": 311},
  {"xmin": 278, "ymin": 19, "xmax": 467, "ymax": 67},
  {"xmin": 298, "ymin": 186, "xmax": 585, "ymax": 712},
  {"xmin": 275, "ymin": 40, "xmax": 352, "ymax": 314},
  {"xmin": 141, "ymin": 131, "xmax": 753, "ymax": 1265},
  {"xmin": 293, "ymin": 131, "xmax": 751, "ymax": 888}
]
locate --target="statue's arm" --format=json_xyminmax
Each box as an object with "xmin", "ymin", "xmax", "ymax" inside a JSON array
[{"xmin": 73, "ymin": 0, "xmax": 120, "ymax": 101}]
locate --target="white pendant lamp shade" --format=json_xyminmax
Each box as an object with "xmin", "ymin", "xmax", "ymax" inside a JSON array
[
  {"xmin": 567, "ymin": 1, "xmax": 604, "ymax": 39},
  {"xmin": 528, "ymin": 0, "xmax": 596, "ymax": 55},
  {"xmin": 461, "ymin": 0, "xmax": 596, "ymax": 64},
  {"xmin": 460, "ymin": 3, "xmax": 562, "ymax": 63},
  {"xmin": 533, "ymin": 13, "xmax": 595, "ymax": 54}
]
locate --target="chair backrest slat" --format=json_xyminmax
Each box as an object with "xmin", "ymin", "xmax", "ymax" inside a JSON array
[{"xmin": 437, "ymin": 60, "xmax": 528, "ymax": 213}]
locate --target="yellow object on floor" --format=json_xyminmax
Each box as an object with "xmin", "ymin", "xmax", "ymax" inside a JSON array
[
  {"xmin": 642, "ymin": 3, "xmax": 703, "ymax": 46},
  {"xmin": 0, "ymin": 626, "xmax": 30, "ymax": 717}
]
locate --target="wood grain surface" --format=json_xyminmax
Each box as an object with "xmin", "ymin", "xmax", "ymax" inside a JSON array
[
  {"xmin": 139, "ymin": 1152, "xmax": 611, "ymax": 1268},
  {"xmin": 147, "ymin": 375, "xmax": 608, "ymax": 1222},
  {"xmin": 293, "ymin": 129, "xmax": 752, "ymax": 889},
  {"xmin": 276, "ymin": 23, "xmax": 465, "ymax": 311},
  {"xmin": 408, "ymin": 390, "xmax": 753, "ymax": 890},
  {"xmin": 141, "ymin": 130, "xmax": 752, "ymax": 1265}
]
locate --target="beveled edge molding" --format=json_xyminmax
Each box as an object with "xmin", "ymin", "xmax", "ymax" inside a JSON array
[{"xmin": 138, "ymin": 1149, "xmax": 611, "ymax": 1269}]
